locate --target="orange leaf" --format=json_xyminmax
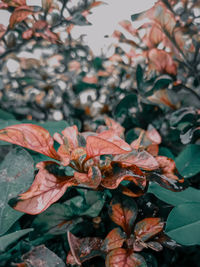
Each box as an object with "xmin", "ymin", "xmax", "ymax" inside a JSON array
[
  {"xmin": 0, "ymin": 124, "xmax": 59, "ymax": 160},
  {"xmin": 105, "ymin": 248, "xmax": 146, "ymax": 267},
  {"xmin": 86, "ymin": 132, "xmax": 131, "ymax": 160},
  {"xmin": 109, "ymin": 195, "xmax": 137, "ymax": 235},
  {"xmin": 105, "ymin": 117, "xmax": 125, "ymax": 138},
  {"xmin": 10, "ymin": 161, "xmax": 76, "ymax": 214},
  {"xmin": 102, "ymin": 228, "xmax": 126, "ymax": 252},
  {"xmin": 9, "ymin": 6, "xmax": 37, "ymax": 28},
  {"xmin": 3, "ymin": 0, "xmax": 26, "ymax": 7},
  {"xmin": 134, "ymin": 218, "xmax": 164, "ymax": 242},
  {"xmin": 22, "ymin": 29, "xmax": 33, "ymax": 39},
  {"xmin": 74, "ymin": 166, "xmax": 101, "ymax": 189}
]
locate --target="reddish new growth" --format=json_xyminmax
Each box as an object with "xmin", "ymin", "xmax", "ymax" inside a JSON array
[
  {"xmin": 67, "ymin": 195, "xmax": 165, "ymax": 266},
  {"xmin": 0, "ymin": 117, "xmax": 184, "ymax": 215}
]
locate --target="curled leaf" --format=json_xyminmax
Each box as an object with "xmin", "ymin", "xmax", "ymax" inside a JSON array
[{"xmin": 74, "ymin": 166, "xmax": 101, "ymax": 189}]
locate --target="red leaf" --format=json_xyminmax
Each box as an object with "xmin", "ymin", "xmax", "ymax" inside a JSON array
[
  {"xmin": 101, "ymin": 162, "xmax": 146, "ymax": 190},
  {"xmin": 147, "ymin": 48, "xmax": 177, "ymax": 75},
  {"xmin": 67, "ymin": 232, "xmax": 103, "ymax": 265},
  {"xmin": 109, "ymin": 195, "xmax": 137, "ymax": 235},
  {"xmin": 0, "ymin": 124, "xmax": 59, "ymax": 160},
  {"xmin": 9, "ymin": 6, "xmax": 36, "ymax": 28},
  {"xmin": 11, "ymin": 161, "xmax": 76, "ymax": 214},
  {"xmin": 102, "ymin": 228, "xmax": 126, "ymax": 252},
  {"xmin": 74, "ymin": 166, "xmax": 101, "ymax": 189},
  {"xmin": 3, "ymin": 0, "xmax": 26, "ymax": 7},
  {"xmin": 83, "ymin": 75, "xmax": 98, "ymax": 84},
  {"xmin": 146, "ymin": 126, "xmax": 161, "ymax": 144},
  {"xmin": 61, "ymin": 125, "xmax": 79, "ymax": 151},
  {"xmin": 105, "ymin": 248, "xmax": 147, "ymax": 267},
  {"xmin": 105, "ymin": 117, "xmax": 125, "ymax": 138},
  {"xmin": 22, "ymin": 29, "xmax": 33, "ymax": 39},
  {"xmin": 114, "ymin": 150, "xmax": 159, "ymax": 171},
  {"xmin": 134, "ymin": 218, "xmax": 164, "ymax": 242},
  {"xmin": 86, "ymin": 130, "xmax": 131, "ymax": 159}
]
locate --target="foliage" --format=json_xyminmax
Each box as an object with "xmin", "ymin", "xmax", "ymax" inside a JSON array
[{"xmin": 0, "ymin": 0, "xmax": 200, "ymax": 266}]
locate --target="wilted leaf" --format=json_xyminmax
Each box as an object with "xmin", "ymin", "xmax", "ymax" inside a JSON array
[
  {"xmin": 67, "ymin": 232, "xmax": 103, "ymax": 265},
  {"xmin": 109, "ymin": 195, "xmax": 137, "ymax": 235},
  {"xmin": 105, "ymin": 248, "xmax": 147, "ymax": 267},
  {"xmin": 0, "ymin": 124, "xmax": 59, "ymax": 160},
  {"xmin": 0, "ymin": 148, "xmax": 34, "ymax": 235},
  {"xmin": 10, "ymin": 161, "xmax": 76, "ymax": 214}
]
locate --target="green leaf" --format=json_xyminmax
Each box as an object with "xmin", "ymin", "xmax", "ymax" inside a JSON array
[
  {"xmin": 0, "ymin": 228, "xmax": 33, "ymax": 252},
  {"xmin": 136, "ymin": 64, "xmax": 144, "ymax": 91},
  {"xmin": 115, "ymin": 93, "xmax": 138, "ymax": 117},
  {"xmin": 175, "ymin": 144, "xmax": 200, "ymax": 178},
  {"xmin": 165, "ymin": 203, "xmax": 200, "ymax": 245},
  {"xmin": 159, "ymin": 147, "xmax": 175, "ymax": 160},
  {"xmin": 0, "ymin": 109, "xmax": 15, "ymax": 120},
  {"xmin": 22, "ymin": 245, "xmax": 66, "ymax": 267},
  {"xmin": 148, "ymin": 183, "xmax": 200, "ymax": 206},
  {"xmin": 152, "ymin": 75, "xmax": 172, "ymax": 91},
  {"xmin": 31, "ymin": 191, "xmax": 105, "ymax": 238},
  {"xmin": 0, "ymin": 148, "xmax": 34, "ymax": 235}
]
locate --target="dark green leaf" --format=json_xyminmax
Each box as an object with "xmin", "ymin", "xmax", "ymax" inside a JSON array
[
  {"xmin": 0, "ymin": 228, "xmax": 33, "ymax": 252},
  {"xmin": 0, "ymin": 148, "xmax": 34, "ymax": 235},
  {"xmin": 175, "ymin": 144, "xmax": 200, "ymax": 178}
]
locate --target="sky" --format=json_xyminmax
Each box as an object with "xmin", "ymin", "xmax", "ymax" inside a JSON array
[{"xmin": 0, "ymin": 0, "xmax": 157, "ymax": 55}]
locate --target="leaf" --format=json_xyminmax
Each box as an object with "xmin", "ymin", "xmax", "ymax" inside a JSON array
[
  {"xmin": 74, "ymin": 166, "xmax": 101, "ymax": 189},
  {"xmin": 109, "ymin": 195, "xmax": 137, "ymax": 235},
  {"xmin": 101, "ymin": 162, "xmax": 146, "ymax": 191},
  {"xmin": 105, "ymin": 248, "xmax": 147, "ymax": 267},
  {"xmin": 136, "ymin": 65, "xmax": 144, "ymax": 91},
  {"xmin": 134, "ymin": 218, "xmax": 164, "ymax": 242},
  {"xmin": 165, "ymin": 203, "xmax": 200, "ymax": 245},
  {"xmin": 114, "ymin": 150, "xmax": 159, "ymax": 171},
  {"xmin": 0, "ymin": 228, "xmax": 33, "ymax": 253},
  {"xmin": 10, "ymin": 161, "xmax": 77, "ymax": 215},
  {"xmin": 67, "ymin": 232, "xmax": 103, "ymax": 265},
  {"xmin": 115, "ymin": 93, "xmax": 138, "ymax": 117},
  {"xmin": 22, "ymin": 245, "xmax": 65, "ymax": 267},
  {"xmin": 0, "ymin": 148, "xmax": 34, "ymax": 235},
  {"xmin": 102, "ymin": 228, "xmax": 126, "ymax": 252},
  {"xmin": 175, "ymin": 145, "xmax": 200, "ymax": 178},
  {"xmin": 148, "ymin": 183, "xmax": 200, "ymax": 206},
  {"xmin": 3, "ymin": 0, "xmax": 26, "ymax": 7},
  {"xmin": 0, "ymin": 109, "xmax": 15, "ymax": 120},
  {"xmin": 86, "ymin": 134, "xmax": 131, "ymax": 159},
  {"xmin": 9, "ymin": 6, "xmax": 38, "ymax": 28},
  {"xmin": 0, "ymin": 124, "xmax": 59, "ymax": 160},
  {"xmin": 152, "ymin": 75, "xmax": 172, "ymax": 91}
]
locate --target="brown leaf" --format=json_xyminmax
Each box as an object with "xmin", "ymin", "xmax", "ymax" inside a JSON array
[
  {"xmin": 9, "ymin": 6, "xmax": 37, "ymax": 28},
  {"xmin": 102, "ymin": 228, "xmax": 126, "ymax": 252},
  {"xmin": 105, "ymin": 248, "xmax": 147, "ymax": 267},
  {"xmin": 67, "ymin": 232, "xmax": 103, "ymax": 265},
  {"xmin": 109, "ymin": 195, "xmax": 137, "ymax": 235}
]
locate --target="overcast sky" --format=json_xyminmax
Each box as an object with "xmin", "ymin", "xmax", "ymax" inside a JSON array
[{"xmin": 0, "ymin": 0, "xmax": 157, "ymax": 54}]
